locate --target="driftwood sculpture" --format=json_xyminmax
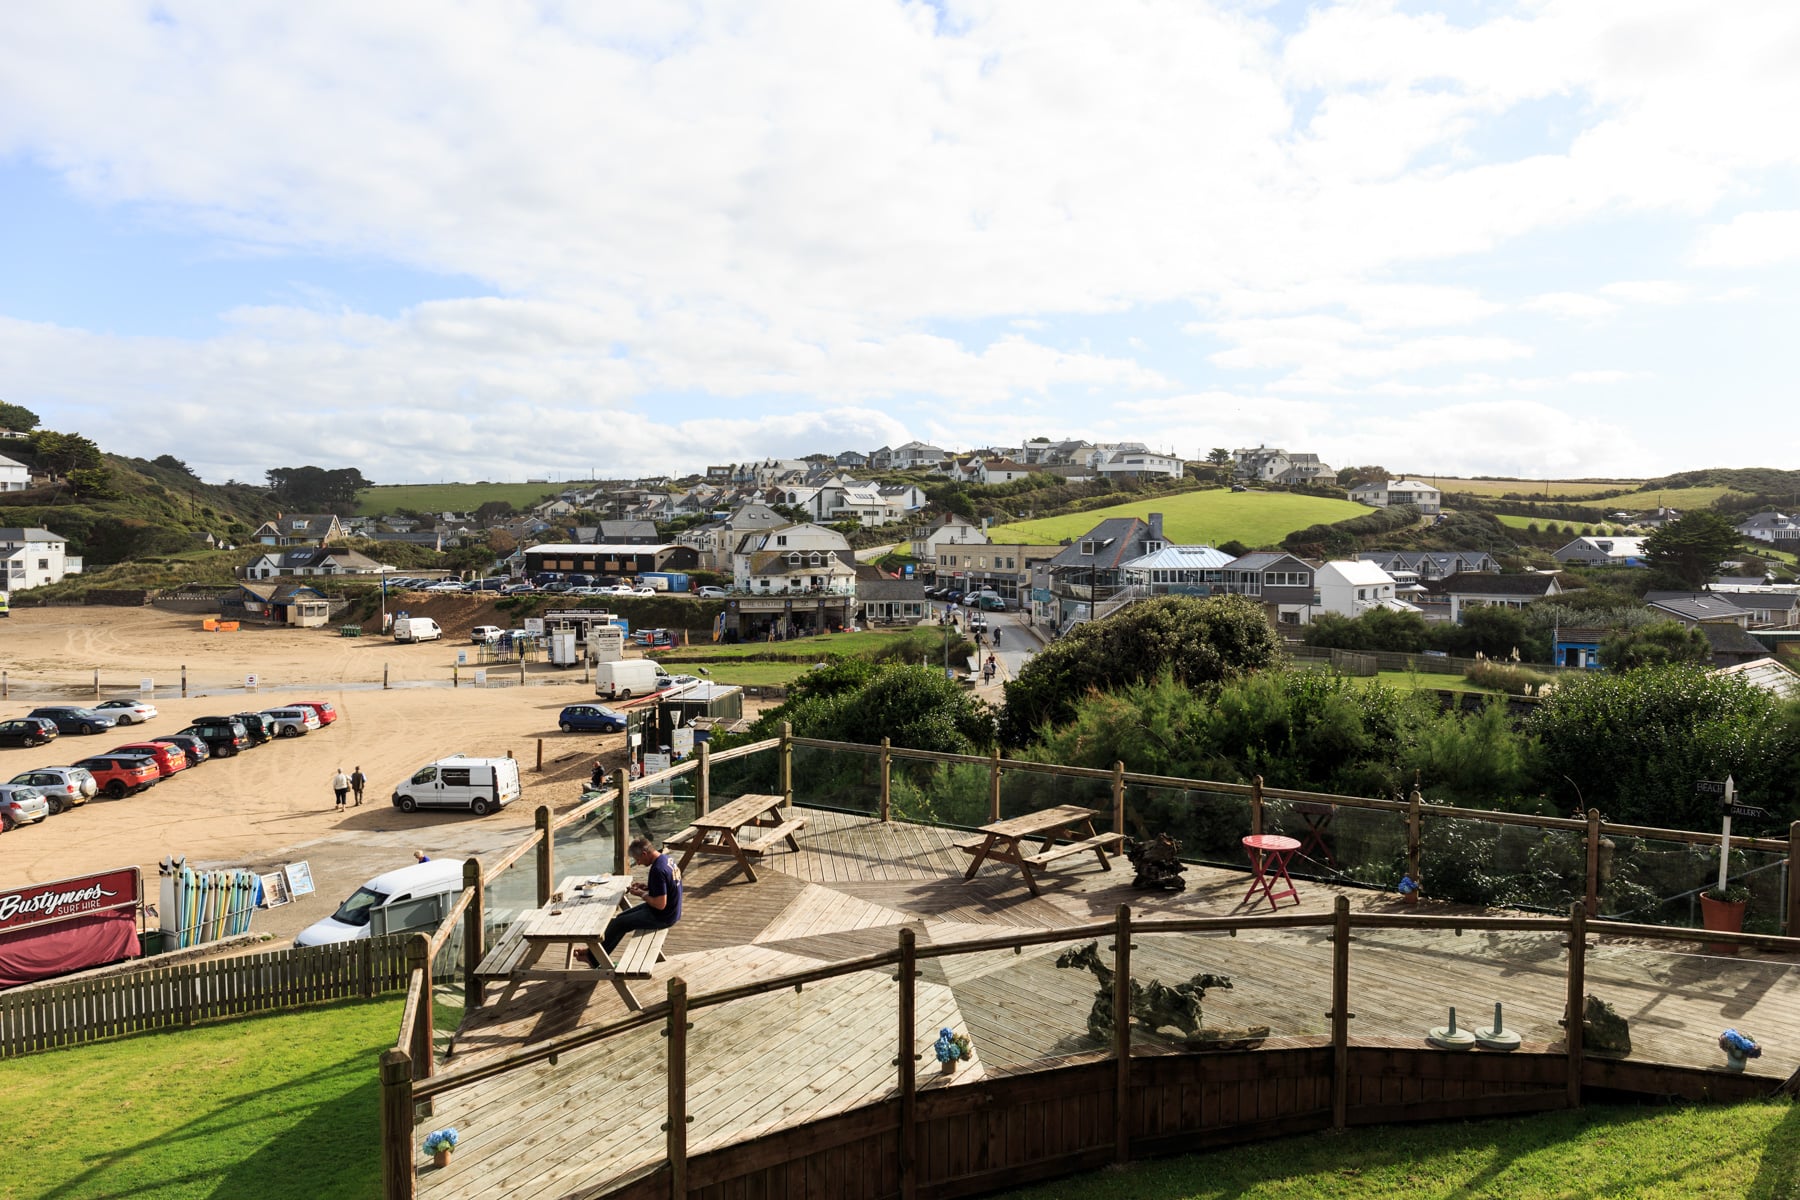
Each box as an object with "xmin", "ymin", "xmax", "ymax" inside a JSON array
[
  {"xmin": 1053, "ymin": 941, "xmax": 1231, "ymax": 1040},
  {"xmin": 1125, "ymin": 834, "xmax": 1187, "ymax": 892}
]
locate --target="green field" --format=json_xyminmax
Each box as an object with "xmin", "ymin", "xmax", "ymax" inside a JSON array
[
  {"xmin": 988, "ymin": 491, "xmax": 1368, "ymax": 548},
  {"xmin": 687, "ymin": 661, "xmax": 812, "ymax": 687},
  {"xmin": 0, "ymin": 997, "xmax": 397, "ymax": 1200},
  {"xmin": 356, "ymin": 482, "xmax": 563, "ymax": 516},
  {"xmin": 1491, "ymin": 513, "xmax": 1624, "ymax": 534},
  {"xmin": 1567, "ymin": 484, "xmax": 1743, "ymax": 510},
  {"xmin": 1432, "ymin": 477, "xmax": 1642, "ymax": 498}
]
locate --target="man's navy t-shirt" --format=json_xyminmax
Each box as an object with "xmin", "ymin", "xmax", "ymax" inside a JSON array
[{"xmin": 646, "ymin": 853, "xmax": 682, "ymax": 926}]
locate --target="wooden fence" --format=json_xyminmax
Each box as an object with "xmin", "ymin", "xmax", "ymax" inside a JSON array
[{"xmin": 0, "ymin": 933, "xmax": 412, "ymax": 1058}]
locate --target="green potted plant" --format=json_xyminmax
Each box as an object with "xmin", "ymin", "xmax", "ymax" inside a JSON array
[
  {"xmin": 1699, "ymin": 884, "xmax": 1748, "ymax": 955},
  {"xmin": 423, "ymin": 1127, "xmax": 460, "ymax": 1168}
]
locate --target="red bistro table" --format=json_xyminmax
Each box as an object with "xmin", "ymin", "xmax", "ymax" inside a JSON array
[{"xmin": 1241, "ymin": 834, "xmax": 1302, "ymax": 911}]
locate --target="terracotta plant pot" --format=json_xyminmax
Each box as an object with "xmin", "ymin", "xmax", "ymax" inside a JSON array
[
  {"xmin": 939, "ymin": 1058, "xmax": 956, "ymax": 1075},
  {"xmin": 1699, "ymin": 894, "xmax": 1746, "ymax": 956},
  {"xmin": 433, "ymin": 1148, "xmax": 453, "ymax": 1169}
]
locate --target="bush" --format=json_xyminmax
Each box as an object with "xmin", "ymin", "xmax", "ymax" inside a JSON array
[{"xmin": 1463, "ymin": 661, "xmax": 1555, "ymax": 695}]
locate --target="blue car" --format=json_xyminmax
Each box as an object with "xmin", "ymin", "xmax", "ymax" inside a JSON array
[
  {"xmin": 559, "ymin": 704, "xmax": 628, "ymax": 733},
  {"xmin": 27, "ymin": 706, "xmax": 120, "ymax": 735}
]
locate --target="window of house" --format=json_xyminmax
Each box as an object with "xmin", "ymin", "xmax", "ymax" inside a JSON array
[
  {"xmin": 978, "ymin": 557, "xmax": 987, "ymax": 568},
  {"xmin": 37, "ymin": 558, "xmax": 48, "ymax": 571},
  {"xmin": 1079, "ymin": 540, "xmax": 1095, "ymax": 556},
  {"xmin": 776, "ymin": 535, "xmax": 787, "ymax": 546}
]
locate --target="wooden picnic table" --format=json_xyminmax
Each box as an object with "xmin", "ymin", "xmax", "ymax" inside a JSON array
[
  {"xmin": 956, "ymin": 805, "xmax": 1124, "ymax": 897},
  {"xmin": 666, "ymin": 793, "xmax": 807, "ymax": 883},
  {"xmin": 474, "ymin": 874, "xmax": 667, "ymax": 1011}
]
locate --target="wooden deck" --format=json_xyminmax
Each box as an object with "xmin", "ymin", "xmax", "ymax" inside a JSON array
[{"xmin": 419, "ymin": 808, "xmax": 1800, "ymax": 1200}]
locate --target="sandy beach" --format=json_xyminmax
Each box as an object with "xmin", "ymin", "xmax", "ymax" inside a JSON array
[{"xmin": 0, "ymin": 606, "xmax": 653, "ymax": 939}]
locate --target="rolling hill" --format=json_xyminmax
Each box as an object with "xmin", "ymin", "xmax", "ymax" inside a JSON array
[{"xmin": 987, "ymin": 489, "xmax": 1367, "ymax": 548}]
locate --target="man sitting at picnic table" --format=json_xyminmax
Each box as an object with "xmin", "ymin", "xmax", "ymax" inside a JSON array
[{"xmin": 602, "ymin": 835, "xmax": 682, "ymax": 955}]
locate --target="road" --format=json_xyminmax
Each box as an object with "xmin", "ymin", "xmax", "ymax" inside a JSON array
[{"xmin": 924, "ymin": 603, "xmax": 1042, "ymax": 697}]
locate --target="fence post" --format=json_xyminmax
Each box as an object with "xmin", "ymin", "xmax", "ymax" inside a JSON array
[
  {"xmin": 1112, "ymin": 761, "xmax": 1125, "ymax": 837},
  {"xmin": 989, "ymin": 747, "xmax": 1003, "ymax": 822},
  {"xmin": 1250, "ymin": 775, "xmax": 1264, "ymax": 838},
  {"xmin": 1330, "ymin": 895, "xmax": 1351, "ymax": 1129},
  {"xmin": 93, "ymin": 668, "xmax": 100, "ymax": 697},
  {"xmin": 1584, "ymin": 809, "xmax": 1602, "ymax": 919},
  {"xmin": 697, "ymin": 740, "xmax": 711, "ymax": 816},
  {"xmin": 1788, "ymin": 821, "xmax": 1800, "ymax": 936},
  {"xmin": 898, "ymin": 926, "xmax": 918, "ymax": 1200},
  {"xmin": 379, "ymin": 1048, "xmax": 417, "ymax": 1200},
  {"xmin": 1112, "ymin": 904, "xmax": 1132, "ymax": 1165},
  {"xmin": 614, "ymin": 768, "xmax": 631, "ymax": 876},
  {"xmin": 878, "ymin": 737, "xmax": 892, "ymax": 831},
  {"xmin": 407, "ymin": 935, "xmax": 434, "ymax": 1089},
  {"xmin": 463, "ymin": 858, "xmax": 485, "ymax": 1013},
  {"xmin": 780, "ymin": 721, "xmax": 793, "ymax": 807},
  {"xmin": 536, "ymin": 738, "xmax": 544, "ymax": 772},
  {"xmin": 1406, "ymin": 783, "xmax": 1423, "ymax": 884},
  {"xmin": 535, "ymin": 805, "xmax": 554, "ymax": 907},
  {"xmin": 385, "ymin": 663, "xmax": 390, "ymax": 690},
  {"xmin": 180, "ymin": 664, "xmax": 186, "ymax": 698},
  {"xmin": 666, "ymin": 977, "xmax": 689, "ymax": 1200},
  {"xmin": 1565, "ymin": 902, "xmax": 1586, "ymax": 1109},
  {"xmin": 360, "ymin": 940, "xmax": 374, "ymax": 999}
]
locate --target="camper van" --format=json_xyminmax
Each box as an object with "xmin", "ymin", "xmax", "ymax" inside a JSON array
[
  {"xmin": 594, "ymin": 659, "xmax": 672, "ymax": 700},
  {"xmin": 392, "ymin": 616, "xmax": 442, "ymax": 643},
  {"xmin": 293, "ymin": 858, "xmax": 468, "ymax": 946},
  {"xmin": 391, "ymin": 755, "xmax": 522, "ymax": 815}
]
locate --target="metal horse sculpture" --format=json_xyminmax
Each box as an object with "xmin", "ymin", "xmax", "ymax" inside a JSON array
[{"xmin": 1053, "ymin": 941, "xmax": 1232, "ymax": 1041}]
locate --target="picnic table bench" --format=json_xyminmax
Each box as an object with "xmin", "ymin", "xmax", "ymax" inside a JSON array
[
  {"xmin": 956, "ymin": 804, "xmax": 1124, "ymax": 897},
  {"xmin": 471, "ymin": 875, "xmax": 668, "ymax": 1011},
  {"xmin": 665, "ymin": 793, "xmax": 806, "ymax": 883}
]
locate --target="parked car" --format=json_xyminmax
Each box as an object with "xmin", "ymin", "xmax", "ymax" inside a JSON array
[
  {"xmin": 471, "ymin": 625, "xmax": 505, "ymax": 644},
  {"xmin": 294, "ymin": 859, "xmax": 470, "ymax": 946},
  {"xmin": 0, "ymin": 785, "xmax": 51, "ymax": 829},
  {"xmin": 110, "ymin": 741, "xmax": 190, "ymax": 779},
  {"xmin": 259, "ymin": 707, "xmax": 321, "ymax": 738},
  {"xmin": 28, "ymin": 706, "xmax": 119, "ymax": 735},
  {"xmin": 294, "ymin": 701, "xmax": 338, "ymax": 727},
  {"xmin": 695, "ymin": 585, "xmax": 729, "ymax": 599},
  {"xmin": 226, "ymin": 712, "xmax": 275, "ymax": 745},
  {"xmin": 540, "ymin": 580, "xmax": 572, "ymax": 594},
  {"xmin": 499, "ymin": 581, "xmax": 534, "ymax": 594},
  {"xmin": 71, "ymin": 754, "xmax": 163, "ymax": 798},
  {"xmin": 558, "ymin": 704, "xmax": 628, "ymax": 733},
  {"xmin": 390, "ymin": 756, "xmax": 522, "ymax": 816},
  {"xmin": 626, "ymin": 586, "xmax": 657, "ymax": 597},
  {"xmin": 150, "ymin": 734, "xmax": 211, "ymax": 767},
  {"xmin": 0, "ymin": 717, "xmax": 59, "ymax": 748},
  {"xmin": 8, "ymin": 766, "xmax": 95, "ymax": 814},
  {"xmin": 95, "ymin": 699, "xmax": 159, "ymax": 725},
  {"xmin": 178, "ymin": 719, "xmax": 252, "ymax": 758},
  {"xmin": 424, "ymin": 580, "xmax": 465, "ymax": 592}
]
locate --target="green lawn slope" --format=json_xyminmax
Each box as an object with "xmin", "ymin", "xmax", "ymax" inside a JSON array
[
  {"xmin": 988, "ymin": 490, "xmax": 1367, "ymax": 549},
  {"xmin": 356, "ymin": 481, "xmax": 564, "ymax": 516}
]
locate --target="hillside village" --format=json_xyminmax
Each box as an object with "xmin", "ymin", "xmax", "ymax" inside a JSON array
[{"xmin": 3, "ymin": 430, "xmax": 1798, "ymax": 679}]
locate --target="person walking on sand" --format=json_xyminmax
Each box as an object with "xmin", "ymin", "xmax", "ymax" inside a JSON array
[
  {"xmin": 350, "ymin": 766, "xmax": 367, "ymax": 806},
  {"xmin": 332, "ymin": 767, "xmax": 350, "ymax": 811}
]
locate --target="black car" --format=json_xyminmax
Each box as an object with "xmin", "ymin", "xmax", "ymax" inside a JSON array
[
  {"xmin": 27, "ymin": 706, "xmax": 119, "ymax": 735},
  {"xmin": 0, "ymin": 717, "xmax": 59, "ymax": 748},
  {"xmin": 178, "ymin": 720, "xmax": 251, "ymax": 758},
  {"xmin": 150, "ymin": 733, "xmax": 211, "ymax": 767},
  {"xmin": 225, "ymin": 712, "xmax": 275, "ymax": 745}
]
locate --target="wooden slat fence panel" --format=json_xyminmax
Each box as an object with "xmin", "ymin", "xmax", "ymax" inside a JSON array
[{"xmin": 0, "ymin": 933, "xmax": 413, "ymax": 1058}]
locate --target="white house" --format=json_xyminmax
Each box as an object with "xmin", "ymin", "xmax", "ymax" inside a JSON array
[
  {"xmin": 1314, "ymin": 561, "xmax": 1416, "ymax": 618},
  {"xmin": 1349, "ymin": 479, "xmax": 1442, "ymax": 515},
  {"xmin": 1095, "ymin": 450, "xmax": 1185, "ymax": 481},
  {"xmin": 0, "ymin": 527, "xmax": 83, "ymax": 590},
  {"xmin": 1737, "ymin": 512, "xmax": 1800, "ymax": 546},
  {"xmin": 0, "ymin": 453, "xmax": 29, "ymax": 492},
  {"xmin": 889, "ymin": 441, "xmax": 948, "ymax": 470},
  {"xmin": 910, "ymin": 515, "xmax": 988, "ymax": 570},
  {"xmin": 733, "ymin": 524, "xmax": 856, "ymax": 594},
  {"xmin": 976, "ymin": 458, "xmax": 1036, "ymax": 485},
  {"xmin": 1553, "ymin": 536, "xmax": 1648, "ymax": 567},
  {"xmin": 253, "ymin": 513, "xmax": 347, "ymax": 546},
  {"xmin": 243, "ymin": 546, "xmax": 383, "ymax": 580}
]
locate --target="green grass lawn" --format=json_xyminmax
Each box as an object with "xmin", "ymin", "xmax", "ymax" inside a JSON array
[
  {"xmin": 1490, "ymin": 512, "xmax": 1626, "ymax": 534},
  {"xmin": 656, "ymin": 629, "xmax": 922, "ymax": 661},
  {"xmin": 993, "ymin": 1101, "xmax": 1800, "ymax": 1200},
  {"xmin": 0, "ymin": 998, "xmax": 398, "ymax": 1200},
  {"xmin": 684, "ymin": 661, "xmax": 813, "ymax": 687},
  {"xmin": 989, "ymin": 491, "xmax": 1367, "ymax": 549},
  {"xmin": 356, "ymin": 481, "xmax": 562, "ymax": 516}
]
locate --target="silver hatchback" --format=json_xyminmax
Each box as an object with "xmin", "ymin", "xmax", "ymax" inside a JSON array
[
  {"xmin": 7, "ymin": 767, "xmax": 97, "ymax": 814},
  {"xmin": 0, "ymin": 785, "xmax": 52, "ymax": 829}
]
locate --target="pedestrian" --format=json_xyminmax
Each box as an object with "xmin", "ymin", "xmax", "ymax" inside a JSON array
[
  {"xmin": 350, "ymin": 766, "xmax": 367, "ymax": 806},
  {"xmin": 993, "ymin": 628, "xmax": 1002, "ymax": 647},
  {"xmin": 331, "ymin": 767, "xmax": 350, "ymax": 810},
  {"xmin": 414, "ymin": 851, "xmax": 431, "ymax": 863}
]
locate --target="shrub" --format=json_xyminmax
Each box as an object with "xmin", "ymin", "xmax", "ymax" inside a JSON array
[{"xmin": 1464, "ymin": 661, "xmax": 1555, "ymax": 695}]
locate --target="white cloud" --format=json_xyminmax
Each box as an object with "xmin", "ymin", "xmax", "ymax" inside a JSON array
[
  {"xmin": 1597, "ymin": 279, "xmax": 1687, "ymax": 304},
  {"xmin": 1524, "ymin": 292, "xmax": 1619, "ymax": 320},
  {"xmin": 1691, "ymin": 210, "xmax": 1800, "ymax": 268},
  {"xmin": 1336, "ymin": 401, "xmax": 1654, "ymax": 478}
]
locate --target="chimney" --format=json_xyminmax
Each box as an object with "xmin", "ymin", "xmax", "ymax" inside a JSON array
[{"xmin": 1148, "ymin": 512, "xmax": 1164, "ymax": 543}]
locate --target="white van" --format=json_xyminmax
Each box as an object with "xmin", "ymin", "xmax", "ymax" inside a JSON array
[
  {"xmin": 594, "ymin": 659, "xmax": 671, "ymax": 700},
  {"xmin": 392, "ymin": 616, "xmax": 442, "ymax": 643},
  {"xmin": 391, "ymin": 755, "xmax": 522, "ymax": 816},
  {"xmin": 293, "ymin": 858, "xmax": 467, "ymax": 946}
]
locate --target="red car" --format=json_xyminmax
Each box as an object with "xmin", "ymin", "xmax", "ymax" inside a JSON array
[
  {"xmin": 111, "ymin": 741, "xmax": 190, "ymax": 779},
  {"xmin": 295, "ymin": 701, "xmax": 339, "ymax": 726},
  {"xmin": 71, "ymin": 754, "xmax": 163, "ymax": 798}
]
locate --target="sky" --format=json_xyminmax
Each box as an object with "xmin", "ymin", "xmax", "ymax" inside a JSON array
[{"xmin": 1, "ymin": 1, "xmax": 1797, "ymax": 486}]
